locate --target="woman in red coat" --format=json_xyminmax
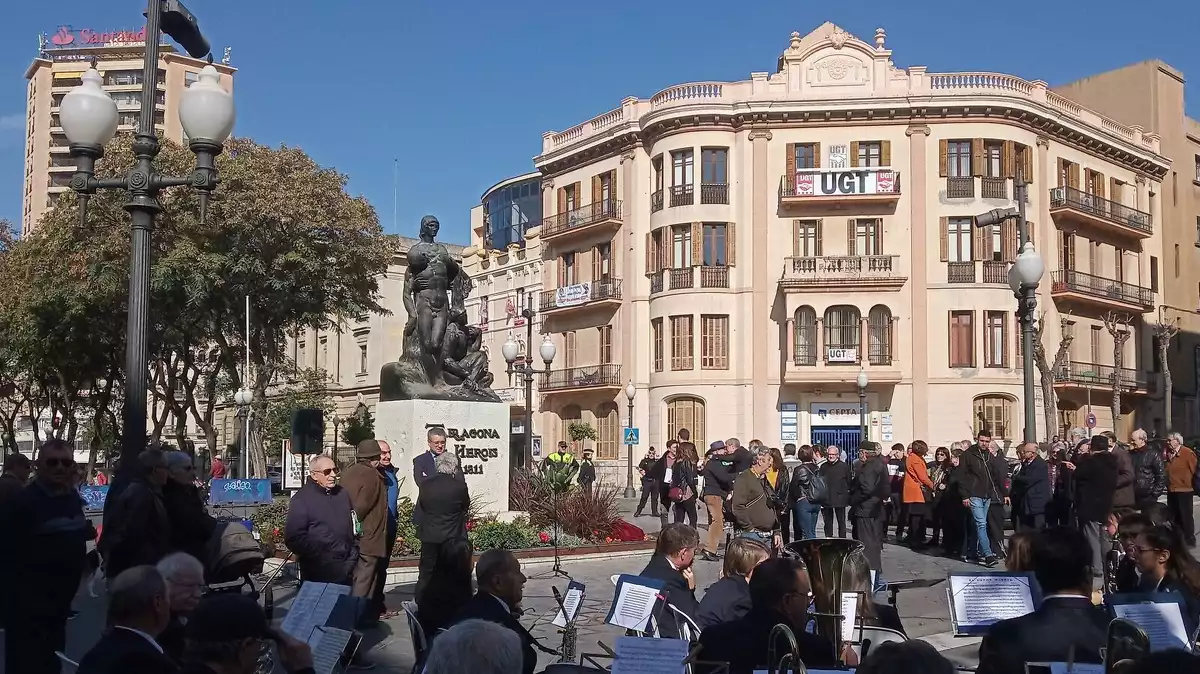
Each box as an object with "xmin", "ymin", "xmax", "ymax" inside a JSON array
[{"xmin": 902, "ymin": 441, "xmax": 936, "ymax": 545}]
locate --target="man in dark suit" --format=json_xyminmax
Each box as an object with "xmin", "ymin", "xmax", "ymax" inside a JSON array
[
  {"xmin": 1010, "ymin": 442, "xmax": 1049, "ymax": 531},
  {"xmin": 414, "ymin": 451, "xmax": 471, "ymax": 598},
  {"xmin": 452, "ymin": 549, "xmax": 541, "ymax": 674},
  {"xmin": 413, "ymin": 426, "xmax": 449, "ymax": 486},
  {"xmin": 976, "ymin": 527, "xmax": 1111, "ymax": 674},
  {"xmin": 636, "ymin": 523, "xmax": 700, "ymax": 638},
  {"xmin": 697, "ymin": 558, "xmax": 845, "ymax": 674},
  {"xmin": 849, "ymin": 442, "xmax": 889, "ymax": 573},
  {"xmin": 1069, "ymin": 435, "xmax": 1119, "ymax": 589},
  {"xmin": 77, "ymin": 565, "xmax": 177, "ymax": 674}
]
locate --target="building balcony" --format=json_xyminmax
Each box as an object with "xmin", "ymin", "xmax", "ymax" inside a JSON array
[
  {"xmin": 981, "ymin": 177, "xmax": 1008, "ymax": 200},
  {"xmin": 780, "ymin": 168, "xmax": 901, "ymax": 207},
  {"xmin": 700, "ymin": 183, "xmax": 729, "ymax": 205},
  {"xmin": 539, "ymin": 199, "xmax": 623, "ymax": 242},
  {"xmin": 1050, "ymin": 270, "xmax": 1155, "ymax": 313},
  {"xmin": 669, "ymin": 185, "xmax": 694, "ymax": 207},
  {"xmin": 780, "ymin": 255, "xmax": 906, "ymax": 292},
  {"xmin": 540, "ymin": 364, "xmax": 622, "ymax": 393},
  {"xmin": 1054, "ymin": 361, "xmax": 1155, "ymax": 394},
  {"xmin": 538, "ymin": 278, "xmax": 623, "ymax": 314},
  {"xmin": 945, "ymin": 176, "xmax": 974, "ymax": 199},
  {"xmin": 651, "ymin": 189, "xmax": 664, "ymax": 213},
  {"xmin": 784, "ymin": 344, "xmax": 902, "ymax": 385},
  {"xmin": 1049, "ymin": 186, "xmax": 1152, "ymax": 239}
]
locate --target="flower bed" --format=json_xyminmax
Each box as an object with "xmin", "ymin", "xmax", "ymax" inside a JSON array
[{"xmin": 250, "ymin": 470, "xmax": 650, "ymax": 561}]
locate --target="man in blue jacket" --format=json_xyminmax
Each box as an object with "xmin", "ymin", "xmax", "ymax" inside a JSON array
[
  {"xmin": 374, "ymin": 440, "xmax": 400, "ymax": 619},
  {"xmin": 283, "ymin": 455, "xmax": 357, "ymax": 585}
]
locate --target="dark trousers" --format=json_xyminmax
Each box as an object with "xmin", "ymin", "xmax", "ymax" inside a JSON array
[
  {"xmin": 778, "ymin": 507, "xmax": 792, "ymax": 543},
  {"xmin": 821, "ymin": 506, "xmax": 847, "ymax": 537},
  {"xmin": 1046, "ymin": 497, "xmax": 1072, "ymax": 528},
  {"xmin": 673, "ymin": 498, "xmax": 698, "ymax": 528},
  {"xmin": 904, "ymin": 501, "xmax": 926, "ymax": 543},
  {"xmin": 4, "ymin": 613, "xmax": 67, "ymax": 674},
  {"xmin": 987, "ymin": 502, "xmax": 1006, "ymax": 556},
  {"xmin": 372, "ymin": 525, "xmax": 398, "ymax": 615},
  {"xmin": 1016, "ymin": 512, "xmax": 1045, "ymax": 531},
  {"xmin": 352, "ymin": 552, "xmax": 383, "ymax": 605},
  {"xmin": 636, "ymin": 480, "xmax": 660, "ymax": 515},
  {"xmin": 1168, "ymin": 492, "xmax": 1196, "ymax": 545},
  {"xmin": 853, "ymin": 515, "xmax": 884, "ymax": 572},
  {"xmin": 415, "ymin": 541, "xmax": 443, "ymax": 600}
]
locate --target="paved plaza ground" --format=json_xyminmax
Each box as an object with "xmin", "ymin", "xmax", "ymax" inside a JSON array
[{"xmin": 12, "ymin": 497, "xmax": 1199, "ymax": 673}]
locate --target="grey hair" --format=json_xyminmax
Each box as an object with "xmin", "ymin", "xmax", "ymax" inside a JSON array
[
  {"xmin": 1131, "ymin": 428, "xmax": 1149, "ymax": 442},
  {"xmin": 950, "ymin": 441, "xmax": 967, "ymax": 453},
  {"xmin": 1169, "ymin": 432, "xmax": 1185, "ymax": 444},
  {"xmin": 476, "ymin": 549, "xmax": 518, "ymax": 589},
  {"xmin": 427, "ymin": 426, "xmax": 447, "ymax": 441},
  {"xmin": 164, "ymin": 451, "xmax": 194, "ymax": 471},
  {"xmin": 751, "ymin": 446, "xmax": 772, "ymax": 462},
  {"xmin": 309, "ymin": 454, "xmax": 334, "ymax": 471},
  {"xmin": 107, "ymin": 565, "xmax": 166, "ymax": 625},
  {"xmin": 137, "ymin": 448, "xmax": 166, "ymax": 471},
  {"xmin": 423, "ymin": 619, "xmax": 522, "ymax": 674},
  {"xmin": 725, "ymin": 437, "xmax": 741, "ymax": 449},
  {"xmin": 825, "ymin": 444, "xmax": 840, "ymax": 453},
  {"xmin": 156, "ymin": 552, "xmax": 204, "ymax": 585},
  {"xmin": 435, "ymin": 451, "xmax": 460, "ymax": 475}
]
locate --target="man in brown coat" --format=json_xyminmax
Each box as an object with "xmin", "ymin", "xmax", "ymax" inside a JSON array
[
  {"xmin": 1165, "ymin": 432, "xmax": 1197, "ymax": 547},
  {"xmin": 340, "ymin": 439, "xmax": 389, "ymax": 612}
]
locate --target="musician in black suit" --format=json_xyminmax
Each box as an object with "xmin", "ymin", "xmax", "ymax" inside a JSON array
[
  {"xmin": 1009, "ymin": 442, "xmax": 1050, "ymax": 531},
  {"xmin": 451, "ymin": 549, "xmax": 540, "ymax": 674},
  {"xmin": 637, "ymin": 523, "xmax": 701, "ymax": 638},
  {"xmin": 77, "ymin": 565, "xmax": 177, "ymax": 674},
  {"xmin": 697, "ymin": 557, "xmax": 846, "ymax": 674},
  {"xmin": 976, "ymin": 527, "xmax": 1111, "ymax": 674},
  {"xmin": 414, "ymin": 451, "xmax": 471, "ymax": 599}
]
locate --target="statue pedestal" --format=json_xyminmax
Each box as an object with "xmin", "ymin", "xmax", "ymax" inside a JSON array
[{"xmin": 375, "ymin": 399, "xmax": 511, "ymax": 515}]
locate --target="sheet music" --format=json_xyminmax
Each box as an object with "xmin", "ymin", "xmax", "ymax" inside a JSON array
[
  {"xmin": 840, "ymin": 592, "xmax": 859, "ymax": 641},
  {"xmin": 553, "ymin": 582, "xmax": 586, "ymax": 628},
  {"xmin": 949, "ymin": 574, "xmax": 1035, "ymax": 632},
  {"xmin": 756, "ymin": 670, "xmax": 856, "ymax": 674},
  {"xmin": 1111, "ymin": 602, "xmax": 1191, "ymax": 652},
  {"xmin": 281, "ymin": 582, "xmax": 352, "ymax": 642},
  {"xmin": 309, "ymin": 626, "xmax": 354, "ymax": 674},
  {"xmin": 1047, "ymin": 664, "xmax": 1103, "ymax": 674},
  {"xmin": 611, "ymin": 636, "xmax": 688, "ymax": 674},
  {"xmin": 606, "ymin": 578, "xmax": 663, "ymax": 631}
]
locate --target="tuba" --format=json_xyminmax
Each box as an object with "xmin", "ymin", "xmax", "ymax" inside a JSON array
[
  {"xmin": 767, "ymin": 623, "xmax": 808, "ymax": 674},
  {"xmin": 787, "ymin": 537, "xmax": 868, "ymax": 660},
  {"xmin": 1105, "ymin": 618, "xmax": 1150, "ymax": 674}
]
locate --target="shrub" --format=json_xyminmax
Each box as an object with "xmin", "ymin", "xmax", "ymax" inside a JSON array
[
  {"xmin": 393, "ymin": 494, "xmax": 490, "ymax": 559},
  {"xmin": 469, "ymin": 518, "xmax": 538, "ymax": 551},
  {"xmin": 250, "ymin": 495, "xmax": 290, "ymax": 549},
  {"xmin": 510, "ymin": 469, "xmax": 621, "ymax": 541}
]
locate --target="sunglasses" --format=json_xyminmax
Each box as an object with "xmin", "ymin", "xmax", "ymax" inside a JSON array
[
  {"xmin": 315, "ymin": 468, "xmax": 337, "ymax": 476},
  {"xmin": 43, "ymin": 458, "xmax": 76, "ymax": 468}
]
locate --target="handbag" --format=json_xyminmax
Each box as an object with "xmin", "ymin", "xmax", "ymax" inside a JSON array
[{"xmin": 668, "ymin": 486, "xmax": 685, "ymax": 502}]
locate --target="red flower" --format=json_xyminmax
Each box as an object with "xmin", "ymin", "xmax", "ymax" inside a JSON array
[
  {"xmin": 466, "ymin": 521, "xmax": 475, "ymax": 532},
  {"xmin": 604, "ymin": 537, "xmax": 614, "ymax": 543},
  {"xmin": 538, "ymin": 532, "xmax": 551, "ymax": 544},
  {"xmin": 272, "ymin": 527, "xmax": 281, "ymax": 536}
]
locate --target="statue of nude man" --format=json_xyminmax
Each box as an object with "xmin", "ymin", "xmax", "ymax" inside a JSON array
[{"xmin": 403, "ymin": 215, "xmax": 462, "ymax": 368}]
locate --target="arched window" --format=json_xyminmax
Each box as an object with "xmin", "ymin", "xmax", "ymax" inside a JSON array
[
  {"xmin": 867, "ymin": 306, "xmax": 893, "ymax": 366},
  {"xmin": 596, "ymin": 403, "xmax": 620, "ymax": 460},
  {"xmin": 973, "ymin": 395, "xmax": 1014, "ymax": 439},
  {"xmin": 666, "ymin": 397, "xmax": 706, "ymax": 450},
  {"xmin": 794, "ymin": 306, "xmax": 817, "ymax": 365},
  {"xmin": 824, "ymin": 306, "xmax": 861, "ymax": 361}
]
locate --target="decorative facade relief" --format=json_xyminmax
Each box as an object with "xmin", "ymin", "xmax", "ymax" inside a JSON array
[{"xmin": 808, "ymin": 55, "xmax": 869, "ymax": 87}]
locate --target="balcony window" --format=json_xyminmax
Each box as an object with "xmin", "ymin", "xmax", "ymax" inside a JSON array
[
  {"xmin": 597, "ymin": 171, "xmax": 614, "ymax": 204},
  {"xmin": 701, "ymin": 315, "xmax": 729, "ymax": 370},
  {"xmin": 794, "ymin": 219, "xmax": 822, "ymax": 257},
  {"xmin": 794, "ymin": 306, "xmax": 817, "ymax": 365},
  {"xmin": 946, "ymin": 217, "xmax": 973, "ymax": 263},
  {"xmin": 867, "ymin": 306, "xmax": 892, "ymax": 365},
  {"xmin": 824, "ymin": 306, "xmax": 860, "ymax": 354},
  {"xmin": 989, "ymin": 224, "xmax": 1003, "ymax": 262},
  {"xmin": 701, "ymin": 148, "xmax": 727, "ymax": 183},
  {"xmin": 856, "ymin": 142, "xmax": 882, "ymax": 168},
  {"xmin": 652, "ymin": 318, "xmax": 664, "ymax": 372},
  {"xmin": 984, "ymin": 312, "xmax": 1007, "ymax": 368},
  {"xmin": 596, "ymin": 403, "xmax": 619, "ymax": 460},
  {"xmin": 672, "ymin": 150, "xmax": 694, "ymax": 188},
  {"xmin": 853, "ymin": 219, "xmax": 882, "ymax": 256},
  {"xmin": 949, "ymin": 311, "xmax": 975, "ymax": 368},
  {"xmin": 563, "ymin": 331, "xmax": 577, "ymax": 368},
  {"xmin": 702, "ymin": 224, "xmax": 726, "ymax": 266},
  {"xmin": 973, "ymin": 395, "xmax": 1013, "ymax": 439},
  {"xmin": 947, "ymin": 141, "xmax": 972, "ymax": 178},
  {"xmin": 794, "ymin": 144, "xmax": 817, "ymax": 170},
  {"xmin": 599, "ymin": 325, "xmax": 613, "ymax": 364},
  {"xmin": 984, "ymin": 141, "xmax": 1003, "ymax": 178},
  {"xmin": 670, "ymin": 315, "xmax": 694, "ymax": 370},
  {"xmin": 559, "ymin": 253, "xmax": 577, "ymax": 285},
  {"xmin": 564, "ymin": 184, "xmax": 578, "ymax": 211},
  {"xmin": 592, "ymin": 242, "xmax": 611, "ymax": 281},
  {"xmin": 672, "ymin": 225, "xmax": 692, "ymax": 267}
]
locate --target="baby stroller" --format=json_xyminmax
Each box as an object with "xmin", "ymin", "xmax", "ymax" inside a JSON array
[{"xmin": 206, "ymin": 517, "xmax": 283, "ymax": 674}]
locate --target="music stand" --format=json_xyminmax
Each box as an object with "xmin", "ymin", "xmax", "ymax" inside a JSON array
[{"xmin": 531, "ymin": 484, "xmax": 571, "ymax": 580}]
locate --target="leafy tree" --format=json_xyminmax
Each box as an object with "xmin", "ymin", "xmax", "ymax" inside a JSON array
[
  {"xmin": 259, "ymin": 368, "xmax": 334, "ymax": 460},
  {"xmin": 341, "ymin": 405, "xmax": 375, "ymax": 448}
]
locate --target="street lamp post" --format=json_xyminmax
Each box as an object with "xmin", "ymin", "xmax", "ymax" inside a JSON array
[
  {"xmin": 60, "ymin": 0, "xmax": 234, "ymax": 466},
  {"xmin": 976, "ymin": 178, "xmax": 1044, "ymax": 443},
  {"xmin": 233, "ymin": 388, "xmax": 253, "ymax": 478},
  {"xmin": 502, "ymin": 308, "xmax": 556, "ymax": 469},
  {"xmin": 624, "ymin": 381, "xmax": 637, "ymax": 499},
  {"xmin": 856, "ymin": 368, "xmax": 869, "ymax": 445},
  {"xmin": 331, "ymin": 412, "xmax": 343, "ymax": 459}
]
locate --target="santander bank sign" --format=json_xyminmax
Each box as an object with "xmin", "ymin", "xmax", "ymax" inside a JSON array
[{"xmin": 48, "ymin": 25, "xmax": 147, "ymax": 49}]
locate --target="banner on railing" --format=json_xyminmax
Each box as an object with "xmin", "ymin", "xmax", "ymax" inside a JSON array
[
  {"xmin": 79, "ymin": 485, "xmax": 109, "ymax": 512},
  {"xmin": 795, "ymin": 168, "xmax": 898, "ymax": 197},
  {"xmin": 209, "ymin": 478, "xmax": 273, "ymax": 505},
  {"xmin": 826, "ymin": 347, "xmax": 858, "ymax": 363},
  {"xmin": 555, "ymin": 282, "xmax": 592, "ymax": 308}
]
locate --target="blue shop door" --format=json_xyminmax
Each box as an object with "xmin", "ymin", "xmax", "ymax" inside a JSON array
[{"xmin": 811, "ymin": 426, "xmax": 862, "ymax": 462}]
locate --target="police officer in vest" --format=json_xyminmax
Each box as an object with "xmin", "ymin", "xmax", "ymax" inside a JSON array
[{"xmin": 545, "ymin": 441, "xmax": 578, "ymax": 477}]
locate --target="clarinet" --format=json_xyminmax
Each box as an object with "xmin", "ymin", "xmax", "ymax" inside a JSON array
[{"xmin": 1104, "ymin": 534, "xmax": 1122, "ymax": 596}]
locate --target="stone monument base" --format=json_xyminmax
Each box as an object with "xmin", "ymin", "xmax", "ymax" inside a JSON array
[{"xmin": 374, "ymin": 399, "xmax": 511, "ymax": 514}]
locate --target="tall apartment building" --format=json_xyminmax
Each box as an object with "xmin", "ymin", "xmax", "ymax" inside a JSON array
[
  {"xmin": 461, "ymin": 173, "xmax": 545, "ymax": 462},
  {"xmin": 531, "ymin": 23, "xmax": 1170, "ymax": 479},
  {"xmin": 1054, "ymin": 62, "xmax": 1200, "ymax": 435},
  {"xmin": 22, "ymin": 25, "xmax": 236, "ymax": 235}
]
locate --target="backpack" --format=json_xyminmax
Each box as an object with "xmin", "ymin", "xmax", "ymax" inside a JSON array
[
  {"xmin": 206, "ymin": 520, "xmax": 265, "ymax": 584},
  {"xmin": 808, "ymin": 471, "xmax": 829, "ymax": 505},
  {"xmin": 791, "ymin": 464, "xmax": 828, "ymax": 505}
]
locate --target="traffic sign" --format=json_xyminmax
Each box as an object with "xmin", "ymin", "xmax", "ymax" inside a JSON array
[
  {"xmin": 623, "ymin": 427, "xmax": 640, "ymax": 445},
  {"xmin": 1085, "ymin": 412, "xmax": 1097, "ymax": 429}
]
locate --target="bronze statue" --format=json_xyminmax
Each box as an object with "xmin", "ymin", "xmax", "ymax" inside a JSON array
[{"xmin": 380, "ymin": 215, "xmax": 501, "ymax": 402}]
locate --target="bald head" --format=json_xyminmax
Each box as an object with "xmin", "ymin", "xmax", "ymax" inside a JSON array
[{"xmin": 309, "ymin": 454, "xmax": 337, "ymax": 489}]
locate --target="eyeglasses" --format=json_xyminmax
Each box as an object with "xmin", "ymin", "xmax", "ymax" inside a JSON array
[
  {"xmin": 43, "ymin": 458, "xmax": 75, "ymax": 468},
  {"xmin": 314, "ymin": 468, "xmax": 337, "ymax": 476}
]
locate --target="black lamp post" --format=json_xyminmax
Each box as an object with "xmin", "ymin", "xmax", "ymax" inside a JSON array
[
  {"xmin": 502, "ymin": 308, "xmax": 556, "ymax": 469},
  {"xmin": 856, "ymin": 368, "xmax": 869, "ymax": 445},
  {"xmin": 60, "ymin": 0, "xmax": 234, "ymax": 466},
  {"xmin": 331, "ymin": 412, "xmax": 342, "ymax": 459},
  {"xmin": 624, "ymin": 380, "xmax": 637, "ymax": 498}
]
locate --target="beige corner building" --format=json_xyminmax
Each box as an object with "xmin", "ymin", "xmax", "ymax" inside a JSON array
[
  {"xmin": 22, "ymin": 27, "xmax": 236, "ymax": 235},
  {"xmin": 1054, "ymin": 62, "xmax": 1200, "ymax": 435},
  {"xmin": 529, "ymin": 22, "xmax": 1171, "ymax": 479}
]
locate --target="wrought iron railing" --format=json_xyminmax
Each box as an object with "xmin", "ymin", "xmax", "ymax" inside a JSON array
[
  {"xmin": 1049, "ymin": 186, "xmax": 1153, "ymax": 234},
  {"xmin": 650, "ymin": 273, "xmax": 664, "ymax": 294},
  {"xmin": 701, "ymin": 183, "xmax": 729, "ymax": 205},
  {"xmin": 651, "ymin": 189, "xmax": 664, "ymax": 213},
  {"xmin": 1051, "ymin": 270, "xmax": 1154, "ymax": 307},
  {"xmin": 982, "ymin": 260, "xmax": 1009, "ymax": 284},
  {"xmin": 981, "ymin": 177, "xmax": 1008, "ymax": 200},
  {"xmin": 668, "ymin": 268, "xmax": 694, "ymax": 290},
  {"xmin": 540, "ymin": 199, "xmax": 623, "ymax": 237},
  {"xmin": 1054, "ymin": 361, "xmax": 1151, "ymax": 391},
  {"xmin": 947, "ymin": 261, "xmax": 976, "ymax": 283},
  {"xmin": 700, "ymin": 266, "xmax": 729, "ymax": 288},
  {"xmin": 541, "ymin": 364, "xmax": 622, "ymax": 391},
  {"xmin": 669, "ymin": 185, "xmax": 694, "ymax": 207},
  {"xmin": 946, "ymin": 176, "xmax": 974, "ymax": 198},
  {"xmin": 538, "ymin": 279, "xmax": 623, "ymax": 311}
]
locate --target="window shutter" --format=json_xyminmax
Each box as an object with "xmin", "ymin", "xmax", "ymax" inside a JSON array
[
  {"xmin": 1057, "ymin": 159, "xmax": 1065, "ymax": 188},
  {"xmin": 1026, "ymin": 221, "xmax": 1035, "ymax": 247},
  {"xmin": 1110, "ymin": 177, "xmax": 1121, "ymax": 204},
  {"xmin": 939, "ymin": 140, "xmax": 949, "ymax": 177},
  {"xmin": 727, "ymin": 223, "xmax": 737, "ymax": 266},
  {"xmin": 645, "ymin": 232, "xmax": 654, "ymax": 275},
  {"xmin": 1022, "ymin": 146, "xmax": 1033, "ymax": 183},
  {"xmin": 1015, "ymin": 312, "xmax": 1022, "ymax": 360},
  {"xmin": 872, "ymin": 219, "xmax": 882, "ymax": 255},
  {"xmin": 610, "ymin": 169, "xmax": 618, "ymax": 201},
  {"xmin": 973, "ymin": 224, "xmax": 987, "ymax": 261},
  {"xmin": 850, "ymin": 141, "xmax": 860, "ymax": 168},
  {"xmin": 847, "ymin": 218, "xmax": 857, "ymax": 256},
  {"xmin": 666, "ymin": 230, "xmax": 675, "ymax": 269},
  {"xmin": 940, "ymin": 217, "xmax": 949, "ymax": 262},
  {"xmin": 592, "ymin": 174, "xmax": 602, "ymax": 203},
  {"xmin": 691, "ymin": 222, "xmax": 702, "ymax": 265},
  {"xmin": 813, "ymin": 143, "xmax": 822, "ymax": 168},
  {"xmin": 971, "ymin": 138, "xmax": 985, "ymax": 177},
  {"xmin": 1094, "ymin": 172, "xmax": 1106, "ymax": 199},
  {"xmin": 1068, "ymin": 164, "xmax": 1080, "ymax": 189},
  {"xmin": 785, "ymin": 143, "xmax": 796, "ymax": 183},
  {"xmin": 880, "ymin": 141, "xmax": 891, "ymax": 167},
  {"xmin": 1002, "ymin": 141, "xmax": 1015, "ymax": 178},
  {"xmin": 572, "ymin": 182, "xmax": 582, "ymax": 206},
  {"xmin": 557, "ymin": 187, "xmax": 567, "ymax": 213},
  {"xmin": 815, "ymin": 219, "xmax": 824, "ymax": 257},
  {"xmin": 557, "ymin": 258, "xmax": 565, "ymax": 286},
  {"xmin": 591, "ymin": 246, "xmax": 600, "ymax": 281},
  {"xmin": 792, "ymin": 220, "xmax": 801, "ymax": 256},
  {"xmin": 1002, "ymin": 220, "xmax": 1017, "ymax": 262}
]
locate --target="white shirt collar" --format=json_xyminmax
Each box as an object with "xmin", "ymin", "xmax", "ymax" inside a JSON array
[
  {"xmin": 666, "ymin": 556, "xmax": 680, "ymax": 571},
  {"xmin": 114, "ymin": 626, "xmax": 163, "ymax": 654},
  {"xmin": 490, "ymin": 593, "xmax": 511, "ymax": 615}
]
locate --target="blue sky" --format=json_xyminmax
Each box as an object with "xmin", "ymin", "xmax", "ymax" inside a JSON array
[{"xmin": 2, "ymin": 1, "xmax": 1198, "ymax": 243}]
